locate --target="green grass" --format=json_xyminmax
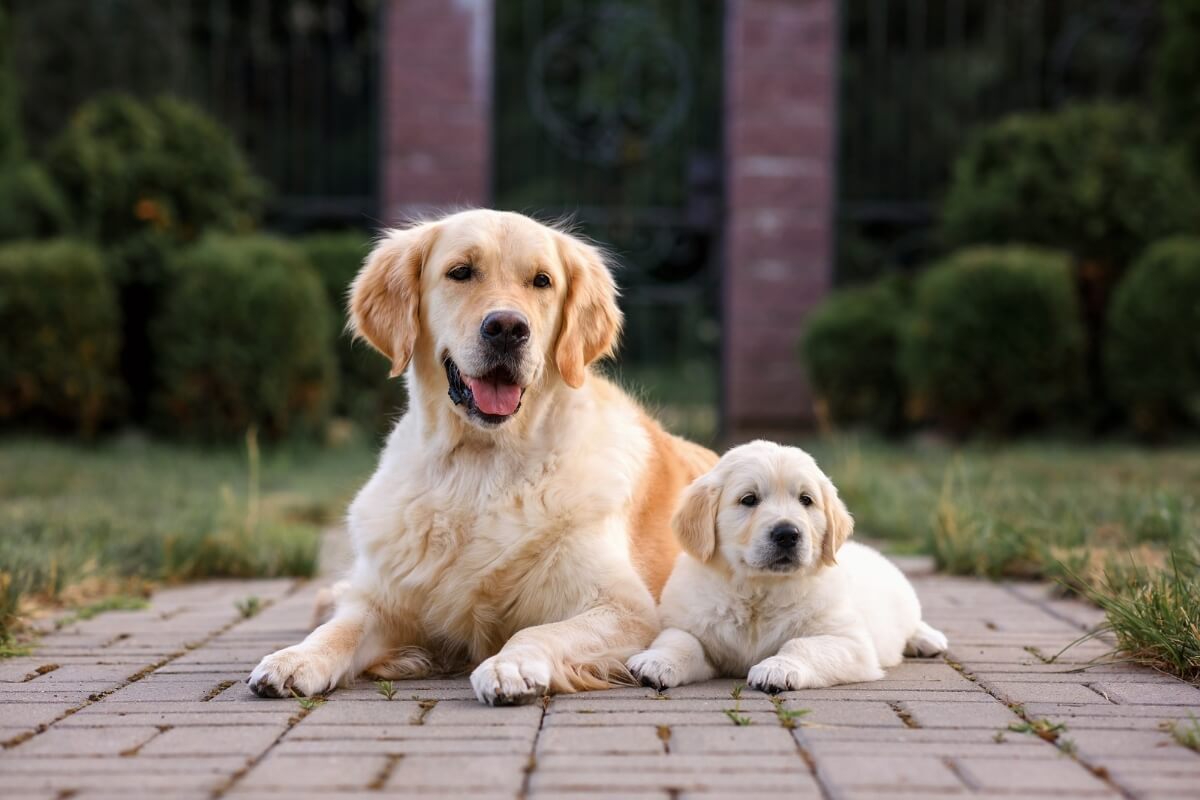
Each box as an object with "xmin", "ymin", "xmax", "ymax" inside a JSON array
[
  {"xmin": 797, "ymin": 435, "xmax": 1199, "ymax": 682},
  {"xmin": 0, "ymin": 434, "xmax": 376, "ymax": 641}
]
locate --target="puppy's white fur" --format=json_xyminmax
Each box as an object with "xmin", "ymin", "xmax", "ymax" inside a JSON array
[
  {"xmin": 247, "ymin": 210, "xmax": 714, "ymax": 705},
  {"xmin": 628, "ymin": 441, "xmax": 948, "ymax": 693}
]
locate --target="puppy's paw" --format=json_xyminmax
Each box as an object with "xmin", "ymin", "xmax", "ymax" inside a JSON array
[
  {"xmin": 904, "ymin": 621, "xmax": 949, "ymax": 658},
  {"xmin": 626, "ymin": 650, "xmax": 683, "ymax": 691},
  {"xmin": 471, "ymin": 648, "xmax": 552, "ymax": 706},
  {"xmin": 747, "ymin": 656, "xmax": 814, "ymax": 694},
  {"xmin": 248, "ymin": 646, "xmax": 338, "ymax": 698}
]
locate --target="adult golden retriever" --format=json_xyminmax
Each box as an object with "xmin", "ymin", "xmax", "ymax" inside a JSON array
[{"xmin": 248, "ymin": 209, "xmax": 716, "ymax": 705}]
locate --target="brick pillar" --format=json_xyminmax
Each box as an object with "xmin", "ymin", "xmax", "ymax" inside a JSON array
[
  {"xmin": 723, "ymin": 0, "xmax": 837, "ymax": 433},
  {"xmin": 381, "ymin": 0, "xmax": 493, "ymax": 222}
]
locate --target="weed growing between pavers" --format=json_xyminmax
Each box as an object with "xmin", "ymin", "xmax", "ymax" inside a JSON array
[
  {"xmin": 292, "ymin": 690, "xmax": 327, "ymax": 711},
  {"xmin": 723, "ymin": 684, "xmax": 752, "ymax": 726},
  {"xmin": 770, "ymin": 697, "xmax": 811, "ymax": 729},
  {"xmin": 57, "ymin": 594, "xmax": 150, "ymax": 628},
  {"xmin": 375, "ymin": 679, "xmax": 398, "ymax": 700},
  {"xmin": 235, "ymin": 595, "xmax": 262, "ymax": 618},
  {"xmin": 1008, "ymin": 718, "xmax": 1067, "ymax": 743},
  {"xmin": 1162, "ymin": 714, "xmax": 1200, "ymax": 752}
]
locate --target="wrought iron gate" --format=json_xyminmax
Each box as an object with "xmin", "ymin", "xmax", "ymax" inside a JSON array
[{"xmin": 493, "ymin": 1, "xmax": 724, "ymax": 436}]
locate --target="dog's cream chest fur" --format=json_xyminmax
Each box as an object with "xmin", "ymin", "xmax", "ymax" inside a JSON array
[{"xmin": 346, "ymin": 391, "xmax": 653, "ymax": 663}]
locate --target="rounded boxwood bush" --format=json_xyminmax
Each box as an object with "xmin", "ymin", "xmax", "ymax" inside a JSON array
[
  {"xmin": 901, "ymin": 247, "xmax": 1086, "ymax": 433},
  {"xmin": 0, "ymin": 161, "xmax": 69, "ymax": 241},
  {"xmin": 48, "ymin": 93, "xmax": 262, "ymax": 255},
  {"xmin": 0, "ymin": 239, "xmax": 121, "ymax": 434},
  {"xmin": 151, "ymin": 235, "xmax": 336, "ymax": 441},
  {"xmin": 942, "ymin": 104, "xmax": 1200, "ymax": 271},
  {"xmin": 298, "ymin": 231, "xmax": 406, "ymax": 436},
  {"xmin": 1106, "ymin": 238, "xmax": 1200, "ymax": 434},
  {"xmin": 801, "ymin": 279, "xmax": 906, "ymax": 431}
]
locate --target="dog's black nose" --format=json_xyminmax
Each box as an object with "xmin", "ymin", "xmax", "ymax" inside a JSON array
[
  {"xmin": 480, "ymin": 310, "xmax": 530, "ymax": 352},
  {"xmin": 769, "ymin": 523, "xmax": 800, "ymax": 550}
]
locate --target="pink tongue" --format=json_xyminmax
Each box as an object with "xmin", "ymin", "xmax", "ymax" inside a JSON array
[{"xmin": 465, "ymin": 376, "xmax": 522, "ymax": 416}]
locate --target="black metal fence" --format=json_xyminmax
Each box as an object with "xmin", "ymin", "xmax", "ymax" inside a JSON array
[
  {"xmin": 837, "ymin": 0, "xmax": 1158, "ymax": 280},
  {"xmin": 9, "ymin": 0, "xmax": 381, "ymax": 230},
  {"xmin": 493, "ymin": 0, "xmax": 724, "ymax": 416}
]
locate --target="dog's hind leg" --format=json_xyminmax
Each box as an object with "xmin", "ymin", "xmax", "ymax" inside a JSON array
[{"xmin": 904, "ymin": 620, "xmax": 949, "ymax": 657}]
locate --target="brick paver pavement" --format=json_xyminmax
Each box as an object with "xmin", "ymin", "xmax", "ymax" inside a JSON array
[{"xmin": 3, "ymin": 557, "xmax": 1199, "ymax": 799}]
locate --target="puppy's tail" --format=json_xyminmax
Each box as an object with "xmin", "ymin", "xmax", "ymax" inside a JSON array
[{"xmin": 904, "ymin": 620, "xmax": 949, "ymax": 658}]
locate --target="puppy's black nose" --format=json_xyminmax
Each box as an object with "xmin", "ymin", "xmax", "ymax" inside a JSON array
[
  {"xmin": 769, "ymin": 523, "xmax": 800, "ymax": 550},
  {"xmin": 480, "ymin": 310, "xmax": 530, "ymax": 352}
]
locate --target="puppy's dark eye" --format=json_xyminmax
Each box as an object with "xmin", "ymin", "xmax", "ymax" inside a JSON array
[
  {"xmin": 532, "ymin": 272, "xmax": 551, "ymax": 288},
  {"xmin": 447, "ymin": 264, "xmax": 473, "ymax": 281},
  {"xmin": 739, "ymin": 493, "xmax": 758, "ymax": 508},
  {"xmin": 799, "ymin": 493, "xmax": 813, "ymax": 507}
]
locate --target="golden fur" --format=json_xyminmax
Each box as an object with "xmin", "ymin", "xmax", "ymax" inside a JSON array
[{"xmin": 248, "ymin": 210, "xmax": 715, "ymax": 705}]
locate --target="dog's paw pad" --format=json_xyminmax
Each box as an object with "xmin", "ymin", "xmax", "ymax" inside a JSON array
[
  {"xmin": 747, "ymin": 657, "xmax": 808, "ymax": 694},
  {"xmin": 626, "ymin": 651, "xmax": 680, "ymax": 691},
  {"xmin": 248, "ymin": 647, "xmax": 336, "ymax": 699},
  {"xmin": 471, "ymin": 650, "xmax": 552, "ymax": 706}
]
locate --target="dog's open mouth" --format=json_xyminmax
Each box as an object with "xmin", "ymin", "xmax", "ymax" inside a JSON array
[{"xmin": 445, "ymin": 358, "xmax": 525, "ymax": 424}]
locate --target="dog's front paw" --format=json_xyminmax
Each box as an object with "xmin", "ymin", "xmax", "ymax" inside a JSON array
[
  {"xmin": 471, "ymin": 648, "xmax": 552, "ymax": 706},
  {"xmin": 626, "ymin": 650, "xmax": 682, "ymax": 691},
  {"xmin": 747, "ymin": 656, "xmax": 813, "ymax": 694},
  {"xmin": 248, "ymin": 646, "xmax": 338, "ymax": 698}
]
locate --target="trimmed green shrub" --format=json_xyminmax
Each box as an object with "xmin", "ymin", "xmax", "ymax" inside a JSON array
[
  {"xmin": 901, "ymin": 247, "xmax": 1086, "ymax": 433},
  {"xmin": 1106, "ymin": 238, "xmax": 1200, "ymax": 435},
  {"xmin": 1155, "ymin": 0, "xmax": 1200, "ymax": 178},
  {"xmin": 0, "ymin": 240, "xmax": 121, "ymax": 434},
  {"xmin": 801, "ymin": 279, "xmax": 906, "ymax": 431},
  {"xmin": 299, "ymin": 231, "xmax": 407, "ymax": 436},
  {"xmin": 0, "ymin": 161, "xmax": 69, "ymax": 240},
  {"xmin": 942, "ymin": 104, "xmax": 1200, "ymax": 272},
  {"xmin": 151, "ymin": 235, "xmax": 336, "ymax": 441},
  {"xmin": 48, "ymin": 93, "xmax": 262, "ymax": 252}
]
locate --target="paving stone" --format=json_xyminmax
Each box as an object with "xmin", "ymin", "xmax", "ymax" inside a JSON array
[
  {"xmin": 138, "ymin": 724, "xmax": 286, "ymax": 756},
  {"xmin": 238, "ymin": 753, "xmax": 389, "ymax": 789},
  {"xmin": 1090, "ymin": 681, "xmax": 1200, "ymax": 706},
  {"xmin": 385, "ymin": 754, "xmax": 529, "ymax": 792},
  {"xmin": 816, "ymin": 754, "xmax": 965, "ymax": 790},
  {"xmin": 422, "ymin": 698, "xmax": 543, "ymax": 725},
  {"xmin": 955, "ymin": 757, "xmax": 1115, "ymax": 793},
  {"xmin": 984, "ymin": 681, "xmax": 1113, "ymax": 705},
  {"xmin": 669, "ymin": 725, "xmax": 798, "ymax": 754},
  {"xmin": 298, "ymin": 699, "xmax": 424, "ymax": 725},
  {"xmin": 900, "ymin": 699, "xmax": 1021, "ymax": 728},
  {"xmin": 0, "ymin": 702, "xmax": 76, "ymax": 728},
  {"xmin": 11, "ymin": 725, "xmax": 160, "ymax": 756},
  {"xmin": 538, "ymin": 726, "xmax": 666, "ymax": 754},
  {"xmin": 543, "ymin": 710, "xmax": 779, "ymax": 727}
]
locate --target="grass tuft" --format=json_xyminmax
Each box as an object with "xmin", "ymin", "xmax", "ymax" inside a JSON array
[
  {"xmin": 1161, "ymin": 714, "xmax": 1200, "ymax": 752},
  {"xmin": 375, "ymin": 679, "xmax": 397, "ymax": 701},
  {"xmin": 235, "ymin": 596, "xmax": 262, "ymax": 619}
]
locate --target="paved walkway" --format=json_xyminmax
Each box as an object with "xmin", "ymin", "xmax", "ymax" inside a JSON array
[{"xmin": 2, "ymin": 559, "xmax": 1199, "ymax": 799}]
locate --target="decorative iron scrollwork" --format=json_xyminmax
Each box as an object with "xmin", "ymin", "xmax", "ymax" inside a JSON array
[{"xmin": 527, "ymin": 4, "xmax": 692, "ymax": 165}]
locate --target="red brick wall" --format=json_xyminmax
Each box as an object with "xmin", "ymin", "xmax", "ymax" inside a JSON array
[
  {"xmin": 723, "ymin": 0, "xmax": 838, "ymax": 431},
  {"xmin": 381, "ymin": 0, "xmax": 493, "ymax": 222}
]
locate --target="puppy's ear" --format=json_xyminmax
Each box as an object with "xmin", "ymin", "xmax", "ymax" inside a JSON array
[
  {"xmin": 554, "ymin": 233, "xmax": 623, "ymax": 389},
  {"xmin": 349, "ymin": 222, "xmax": 439, "ymax": 377},
  {"xmin": 672, "ymin": 475, "xmax": 720, "ymax": 562},
  {"xmin": 819, "ymin": 477, "xmax": 854, "ymax": 566}
]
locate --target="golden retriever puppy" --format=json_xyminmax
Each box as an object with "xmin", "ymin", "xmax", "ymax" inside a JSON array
[
  {"xmin": 627, "ymin": 441, "xmax": 947, "ymax": 693},
  {"xmin": 248, "ymin": 210, "xmax": 715, "ymax": 705}
]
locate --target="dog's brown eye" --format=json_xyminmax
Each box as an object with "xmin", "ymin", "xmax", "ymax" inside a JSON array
[
  {"xmin": 532, "ymin": 272, "xmax": 551, "ymax": 288},
  {"xmin": 447, "ymin": 264, "xmax": 473, "ymax": 281},
  {"xmin": 739, "ymin": 493, "xmax": 758, "ymax": 508},
  {"xmin": 799, "ymin": 494, "xmax": 813, "ymax": 507}
]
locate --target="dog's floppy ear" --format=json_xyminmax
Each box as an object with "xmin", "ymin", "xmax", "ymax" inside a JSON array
[
  {"xmin": 672, "ymin": 474, "xmax": 720, "ymax": 562},
  {"xmin": 554, "ymin": 232, "xmax": 623, "ymax": 389},
  {"xmin": 819, "ymin": 476, "xmax": 854, "ymax": 566},
  {"xmin": 349, "ymin": 222, "xmax": 439, "ymax": 377}
]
